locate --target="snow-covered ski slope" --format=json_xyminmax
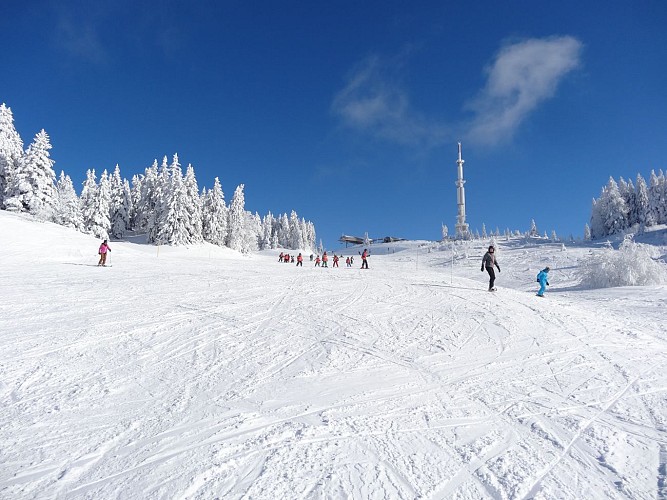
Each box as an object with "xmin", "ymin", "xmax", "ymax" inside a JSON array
[{"xmin": 1, "ymin": 211, "xmax": 666, "ymax": 499}]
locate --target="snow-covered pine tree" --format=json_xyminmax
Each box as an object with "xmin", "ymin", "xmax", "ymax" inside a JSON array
[
  {"xmin": 648, "ymin": 170, "xmax": 666, "ymax": 225},
  {"xmin": 109, "ymin": 164, "xmax": 131, "ymax": 238},
  {"xmin": 305, "ymin": 221, "xmax": 316, "ymax": 251},
  {"xmin": 618, "ymin": 177, "xmax": 636, "ymax": 227},
  {"xmin": 260, "ymin": 211, "xmax": 274, "ymax": 250},
  {"xmin": 441, "ymin": 224, "xmax": 448, "ymax": 240},
  {"xmin": 80, "ymin": 169, "xmax": 97, "ymax": 228},
  {"xmin": 602, "ymin": 177, "xmax": 629, "ymax": 236},
  {"xmin": 136, "ymin": 160, "xmax": 158, "ymax": 232},
  {"xmin": 634, "ymin": 173, "xmax": 652, "ymax": 227},
  {"xmin": 201, "ymin": 177, "xmax": 228, "ymax": 246},
  {"xmin": 289, "ymin": 210, "xmax": 303, "ymax": 250},
  {"xmin": 81, "ymin": 169, "xmax": 111, "ymax": 239},
  {"xmin": 4, "ymin": 129, "xmax": 57, "ymax": 218},
  {"xmin": 551, "ymin": 230, "xmax": 558, "ymax": 241},
  {"xmin": 130, "ymin": 174, "xmax": 143, "ymax": 230},
  {"xmin": 54, "ymin": 171, "xmax": 84, "ymax": 229},
  {"xmin": 147, "ymin": 157, "xmax": 170, "ymax": 244},
  {"xmin": 481, "ymin": 223, "xmax": 487, "ymax": 239},
  {"xmin": 583, "ymin": 223, "xmax": 591, "ymax": 241},
  {"xmin": 589, "ymin": 196, "xmax": 605, "ymax": 239},
  {"xmin": 183, "ymin": 163, "xmax": 203, "ymax": 243},
  {"xmin": 241, "ymin": 212, "xmax": 261, "ymax": 253},
  {"xmin": 226, "ymin": 184, "xmax": 246, "ymax": 252},
  {"xmin": 528, "ymin": 219, "xmax": 538, "ymax": 237},
  {"xmin": 0, "ymin": 103, "xmax": 24, "ymax": 207},
  {"xmin": 156, "ymin": 156, "xmax": 192, "ymax": 245},
  {"xmin": 277, "ymin": 213, "xmax": 290, "ymax": 248}
]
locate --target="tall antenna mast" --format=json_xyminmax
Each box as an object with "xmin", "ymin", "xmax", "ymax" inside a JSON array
[{"xmin": 455, "ymin": 142, "xmax": 470, "ymax": 239}]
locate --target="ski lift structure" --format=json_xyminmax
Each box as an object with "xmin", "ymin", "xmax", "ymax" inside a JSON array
[{"xmin": 338, "ymin": 234, "xmax": 405, "ymax": 247}]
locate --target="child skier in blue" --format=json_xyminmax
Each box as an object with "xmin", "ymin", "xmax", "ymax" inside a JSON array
[{"xmin": 536, "ymin": 267, "xmax": 550, "ymax": 297}]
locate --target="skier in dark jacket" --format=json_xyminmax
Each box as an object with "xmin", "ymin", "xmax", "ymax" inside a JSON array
[{"xmin": 481, "ymin": 245, "xmax": 500, "ymax": 291}]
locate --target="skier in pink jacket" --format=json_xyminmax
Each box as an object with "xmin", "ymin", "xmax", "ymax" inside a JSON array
[{"xmin": 98, "ymin": 240, "xmax": 111, "ymax": 266}]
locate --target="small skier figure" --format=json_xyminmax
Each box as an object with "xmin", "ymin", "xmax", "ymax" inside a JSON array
[
  {"xmin": 322, "ymin": 252, "xmax": 329, "ymax": 268},
  {"xmin": 310, "ymin": 254, "xmax": 314, "ymax": 262},
  {"xmin": 315, "ymin": 255, "xmax": 321, "ymax": 267},
  {"xmin": 291, "ymin": 255, "xmax": 295, "ymax": 263},
  {"xmin": 98, "ymin": 239, "xmax": 111, "ymax": 266},
  {"xmin": 279, "ymin": 252, "xmax": 284, "ymax": 263},
  {"xmin": 536, "ymin": 267, "xmax": 550, "ymax": 297},
  {"xmin": 296, "ymin": 253, "xmax": 303, "ymax": 267},
  {"xmin": 481, "ymin": 245, "xmax": 500, "ymax": 291},
  {"xmin": 361, "ymin": 249, "xmax": 369, "ymax": 269},
  {"xmin": 346, "ymin": 256, "xmax": 351, "ymax": 267},
  {"xmin": 333, "ymin": 254, "xmax": 339, "ymax": 268}
]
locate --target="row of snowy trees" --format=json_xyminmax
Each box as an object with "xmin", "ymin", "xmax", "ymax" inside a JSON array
[
  {"xmin": 0, "ymin": 103, "xmax": 316, "ymax": 253},
  {"xmin": 589, "ymin": 172, "xmax": 667, "ymax": 239}
]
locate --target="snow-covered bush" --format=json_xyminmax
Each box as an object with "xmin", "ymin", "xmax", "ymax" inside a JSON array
[{"xmin": 580, "ymin": 237, "xmax": 667, "ymax": 288}]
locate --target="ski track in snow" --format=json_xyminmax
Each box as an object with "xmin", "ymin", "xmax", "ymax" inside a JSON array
[{"xmin": 1, "ymin": 215, "xmax": 667, "ymax": 499}]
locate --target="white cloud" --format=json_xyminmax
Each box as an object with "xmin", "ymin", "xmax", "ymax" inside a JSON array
[
  {"xmin": 331, "ymin": 56, "xmax": 449, "ymax": 148},
  {"xmin": 465, "ymin": 36, "xmax": 583, "ymax": 145}
]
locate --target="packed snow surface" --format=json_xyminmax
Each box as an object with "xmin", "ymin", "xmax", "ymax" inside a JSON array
[{"xmin": 1, "ymin": 212, "xmax": 666, "ymax": 499}]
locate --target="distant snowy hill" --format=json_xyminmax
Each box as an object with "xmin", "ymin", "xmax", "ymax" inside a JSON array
[{"xmin": 1, "ymin": 211, "xmax": 666, "ymax": 499}]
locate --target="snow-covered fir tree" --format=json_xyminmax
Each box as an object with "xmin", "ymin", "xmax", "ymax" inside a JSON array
[
  {"xmin": 53, "ymin": 171, "xmax": 84, "ymax": 230},
  {"xmin": 528, "ymin": 219, "xmax": 538, "ymax": 237},
  {"xmin": 481, "ymin": 223, "xmax": 487, "ymax": 239},
  {"xmin": 0, "ymin": 103, "xmax": 24, "ymax": 207},
  {"xmin": 226, "ymin": 184, "xmax": 246, "ymax": 252},
  {"xmin": 80, "ymin": 169, "xmax": 111, "ymax": 239},
  {"xmin": 155, "ymin": 155, "xmax": 196, "ymax": 245},
  {"xmin": 201, "ymin": 177, "xmax": 228, "ymax": 246},
  {"xmin": 590, "ymin": 171, "xmax": 667, "ymax": 238},
  {"xmin": 602, "ymin": 177, "xmax": 629, "ymax": 236},
  {"xmin": 633, "ymin": 173, "xmax": 652, "ymax": 227},
  {"xmin": 260, "ymin": 211, "xmax": 275, "ymax": 249},
  {"xmin": 441, "ymin": 224, "xmax": 448, "ymax": 240},
  {"xmin": 648, "ymin": 170, "xmax": 666, "ymax": 225},
  {"xmin": 583, "ymin": 223, "xmax": 591, "ymax": 241},
  {"xmin": 4, "ymin": 129, "xmax": 57, "ymax": 218},
  {"xmin": 130, "ymin": 174, "xmax": 142, "ymax": 229},
  {"xmin": 109, "ymin": 164, "xmax": 131, "ymax": 238},
  {"xmin": 242, "ymin": 212, "xmax": 261, "ymax": 253},
  {"xmin": 136, "ymin": 160, "xmax": 158, "ymax": 233},
  {"xmin": 183, "ymin": 163, "xmax": 203, "ymax": 243},
  {"xmin": 147, "ymin": 158, "xmax": 170, "ymax": 244}
]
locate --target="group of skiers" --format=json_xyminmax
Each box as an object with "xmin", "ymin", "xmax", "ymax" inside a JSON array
[
  {"xmin": 98, "ymin": 239, "xmax": 549, "ymax": 295},
  {"xmin": 279, "ymin": 249, "xmax": 371, "ymax": 269},
  {"xmin": 481, "ymin": 244, "xmax": 551, "ymax": 296}
]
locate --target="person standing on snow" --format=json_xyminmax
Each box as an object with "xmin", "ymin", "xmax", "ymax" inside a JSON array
[
  {"xmin": 296, "ymin": 253, "xmax": 303, "ymax": 267},
  {"xmin": 481, "ymin": 245, "xmax": 500, "ymax": 291},
  {"xmin": 361, "ymin": 249, "xmax": 369, "ymax": 269},
  {"xmin": 322, "ymin": 252, "xmax": 329, "ymax": 268},
  {"xmin": 315, "ymin": 255, "xmax": 321, "ymax": 267},
  {"xmin": 333, "ymin": 254, "xmax": 339, "ymax": 268},
  {"xmin": 536, "ymin": 267, "xmax": 550, "ymax": 297},
  {"xmin": 98, "ymin": 239, "xmax": 111, "ymax": 266}
]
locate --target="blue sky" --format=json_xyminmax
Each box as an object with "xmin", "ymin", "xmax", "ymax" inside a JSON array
[{"xmin": 2, "ymin": 1, "xmax": 667, "ymax": 247}]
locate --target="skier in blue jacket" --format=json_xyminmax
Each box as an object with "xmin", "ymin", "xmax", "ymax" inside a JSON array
[{"xmin": 536, "ymin": 267, "xmax": 550, "ymax": 297}]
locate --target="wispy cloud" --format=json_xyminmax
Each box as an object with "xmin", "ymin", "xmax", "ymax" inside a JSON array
[
  {"xmin": 54, "ymin": 7, "xmax": 108, "ymax": 65},
  {"xmin": 331, "ymin": 55, "xmax": 449, "ymax": 148},
  {"xmin": 465, "ymin": 36, "xmax": 583, "ymax": 145}
]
